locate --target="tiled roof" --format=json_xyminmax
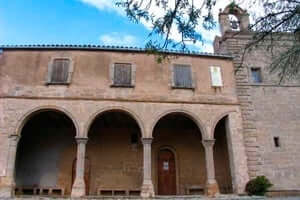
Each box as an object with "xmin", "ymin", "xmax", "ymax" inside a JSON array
[{"xmin": 0, "ymin": 44, "xmax": 232, "ymax": 59}]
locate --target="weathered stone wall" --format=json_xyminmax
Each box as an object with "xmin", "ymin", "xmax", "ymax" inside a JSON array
[
  {"xmin": 215, "ymin": 30, "xmax": 300, "ymax": 191},
  {"xmin": 0, "ymin": 50, "xmax": 237, "ymax": 105},
  {"xmin": 0, "ymin": 49, "xmax": 249, "ymax": 196}
]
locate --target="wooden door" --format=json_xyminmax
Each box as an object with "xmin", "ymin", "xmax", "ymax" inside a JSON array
[
  {"xmin": 158, "ymin": 149, "xmax": 176, "ymax": 195},
  {"xmin": 72, "ymin": 157, "xmax": 90, "ymax": 195}
]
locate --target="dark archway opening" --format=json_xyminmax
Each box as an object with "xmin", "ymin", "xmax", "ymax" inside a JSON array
[
  {"xmin": 15, "ymin": 110, "xmax": 76, "ymax": 196},
  {"xmin": 153, "ymin": 113, "xmax": 204, "ymax": 195},
  {"xmin": 87, "ymin": 111, "xmax": 142, "ymax": 196},
  {"xmin": 214, "ymin": 116, "xmax": 233, "ymax": 194}
]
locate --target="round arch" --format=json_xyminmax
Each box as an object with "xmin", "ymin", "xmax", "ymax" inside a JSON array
[
  {"xmin": 84, "ymin": 106, "xmax": 145, "ymax": 138},
  {"xmin": 150, "ymin": 109, "xmax": 207, "ymax": 139},
  {"xmin": 223, "ymin": 4, "xmax": 247, "ymax": 15},
  {"xmin": 15, "ymin": 105, "xmax": 80, "ymax": 137},
  {"xmin": 211, "ymin": 110, "xmax": 236, "ymax": 138}
]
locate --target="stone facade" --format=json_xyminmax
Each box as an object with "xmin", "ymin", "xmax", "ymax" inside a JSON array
[
  {"xmin": 214, "ymin": 4, "xmax": 300, "ymax": 195},
  {"xmin": 0, "ymin": 46, "xmax": 249, "ymax": 197}
]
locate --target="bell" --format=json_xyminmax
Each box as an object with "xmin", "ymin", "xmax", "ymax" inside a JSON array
[{"xmin": 231, "ymin": 20, "xmax": 239, "ymax": 30}]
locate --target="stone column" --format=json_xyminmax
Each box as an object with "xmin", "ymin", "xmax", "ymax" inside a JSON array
[
  {"xmin": 0, "ymin": 134, "xmax": 19, "ymax": 198},
  {"xmin": 71, "ymin": 137, "xmax": 88, "ymax": 197},
  {"xmin": 202, "ymin": 139, "xmax": 219, "ymax": 197},
  {"xmin": 141, "ymin": 138, "xmax": 154, "ymax": 198}
]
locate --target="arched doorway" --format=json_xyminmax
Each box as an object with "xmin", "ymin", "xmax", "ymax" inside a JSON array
[
  {"xmin": 86, "ymin": 110, "xmax": 143, "ymax": 196},
  {"xmin": 15, "ymin": 110, "xmax": 77, "ymax": 196},
  {"xmin": 157, "ymin": 149, "xmax": 176, "ymax": 195},
  {"xmin": 152, "ymin": 112, "xmax": 205, "ymax": 195},
  {"xmin": 213, "ymin": 116, "xmax": 233, "ymax": 194}
]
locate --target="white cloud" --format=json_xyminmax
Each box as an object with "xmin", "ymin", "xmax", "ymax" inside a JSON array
[
  {"xmin": 99, "ymin": 33, "xmax": 137, "ymax": 46},
  {"xmin": 80, "ymin": 0, "xmax": 263, "ymax": 52},
  {"xmin": 78, "ymin": 0, "xmax": 124, "ymax": 15}
]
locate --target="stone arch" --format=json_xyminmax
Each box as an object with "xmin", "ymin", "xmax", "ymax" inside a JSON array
[
  {"xmin": 150, "ymin": 109, "xmax": 207, "ymax": 139},
  {"xmin": 223, "ymin": 4, "xmax": 247, "ymax": 15},
  {"xmin": 15, "ymin": 105, "xmax": 80, "ymax": 137},
  {"xmin": 211, "ymin": 110, "xmax": 236, "ymax": 138},
  {"xmin": 84, "ymin": 106, "xmax": 145, "ymax": 138},
  {"xmin": 212, "ymin": 111, "xmax": 236, "ymax": 194}
]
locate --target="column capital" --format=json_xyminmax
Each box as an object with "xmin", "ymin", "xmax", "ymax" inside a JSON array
[
  {"xmin": 202, "ymin": 139, "xmax": 215, "ymax": 148},
  {"xmin": 75, "ymin": 137, "xmax": 88, "ymax": 144},
  {"xmin": 8, "ymin": 134, "xmax": 20, "ymax": 146},
  {"xmin": 141, "ymin": 138, "xmax": 153, "ymax": 145},
  {"xmin": 8, "ymin": 134, "xmax": 19, "ymax": 140}
]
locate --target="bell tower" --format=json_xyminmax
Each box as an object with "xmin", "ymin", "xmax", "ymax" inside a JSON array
[{"xmin": 218, "ymin": 3, "xmax": 250, "ymax": 36}]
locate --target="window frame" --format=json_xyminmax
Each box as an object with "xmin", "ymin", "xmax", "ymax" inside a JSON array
[
  {"xmin": 170, "ymin": 64, "xmax": 195, "ymax": 90},
  {"xmin": 250, "ymin": 67, "xmax": 263, "ymax": 84},
  {"xmin": 46, "ymin": 57, "xmax": 74, "ymax": 85},
  {"xmin": 109, "ymin": 62, "xmax": 136, "ymax": 88}
]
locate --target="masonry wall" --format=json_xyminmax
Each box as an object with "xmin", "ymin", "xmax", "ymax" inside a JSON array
[
  {"xmin": 0, "ymin": 49, "xmax": 249, "ymax": 195},
  {"xmin": 0, "ymin": 50, "xmax": 237, "ymax": 104},
  {"xmin": 215, "ymin": 32, "xmax": 300, "ymax": 192}
]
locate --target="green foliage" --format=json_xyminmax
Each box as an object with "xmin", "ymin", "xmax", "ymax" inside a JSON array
[
  {"xmin": 245, "ymin": 176, "xmax": 273, "ymax": 196},
  {"xmin": 116, "ymin": 0, "xmax": 300, "ymax": 80},
  {"xmin": 116, "ymin": 0, "xmax": 216, "ymax": 51}
]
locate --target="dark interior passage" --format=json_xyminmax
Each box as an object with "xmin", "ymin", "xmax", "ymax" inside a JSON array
[
  {"xmin": 87, "ymin": 111, "xmax": 143, "ymax": 196},
  {"xmin": 15, "ymin": 110, "xmax": 76, "ymax": 195},
  {"xmin": 214, "ymin": 117, "xmax": 233, "ymax": 194},
  {"xmin": 152, "ymin": 113, "xmax": 205, "ymax": 195}
]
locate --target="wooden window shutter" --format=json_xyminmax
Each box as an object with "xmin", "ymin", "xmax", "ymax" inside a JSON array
[
  {"xmin": 113, "ymin": 63, "xmax": 132, "ymax": 86},
  {"xmin": 51, "ymin": 59, "xmax": 70, "ymax": 83},
  {"xmin": 173, "ymin": 65, "xmax": 193, "ymax": 88}
]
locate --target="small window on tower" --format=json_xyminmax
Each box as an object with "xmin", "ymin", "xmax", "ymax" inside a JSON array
[
  {"xmin": 251, "ymin": 68, "xmax": 262, "ymax": 83},
  {"xmin": 274, "ymin": 137, "xmax": 280, "ymax": 148}
]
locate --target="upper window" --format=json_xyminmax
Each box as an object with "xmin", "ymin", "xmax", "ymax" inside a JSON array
[
  {"xmin": 110, "ymin": 63, "xmax": 135, "ymax": 87},
  {"xmin": 47, "ymin": 58, "xmax": 73, "ymax": 84},
  {"xmin": 172, "ymin": 64, "xmax": 193, "ymax": 89},
  {"xmin": 251, "ymin": 68, "xmax": 262, "ymax": 83}
]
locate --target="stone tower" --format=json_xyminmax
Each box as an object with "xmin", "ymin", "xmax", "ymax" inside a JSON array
[{"xmin": 214, "ymin": 3, "xmax": 300, "ymax": 196}]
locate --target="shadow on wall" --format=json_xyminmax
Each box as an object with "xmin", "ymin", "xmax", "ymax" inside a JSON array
[{"xmin": 15, "ymin": 111, "xmax": 76, "ymax": 195}]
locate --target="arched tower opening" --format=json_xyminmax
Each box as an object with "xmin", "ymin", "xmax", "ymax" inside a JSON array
[{"xmin": 213, "ymin": 116, "xmax": 233, "ymax": 194}]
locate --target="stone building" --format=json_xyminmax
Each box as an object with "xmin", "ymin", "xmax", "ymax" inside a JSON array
[
  {"xmin": 0, "ymin": 3, "xmax": 299, "ymax": 199},
  {"xmin": 214, "ymin": 4, "xmax": 300, "ymax": 196},
  {"xmin": 0, "ymin": 43, "xmax": 249, "ymax": 198}
]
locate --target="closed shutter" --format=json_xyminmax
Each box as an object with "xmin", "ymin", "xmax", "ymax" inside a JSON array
[
  {"xmin": 114, "ymin": 63, "xmax": 132, "ymax": 86},
  {"xmin": 51, "ymin": 59, "xmax": 70, "ymax": 83},
  {"xmin": 174, "ymin": 65, "xmax": 192, "ymax": 88}
]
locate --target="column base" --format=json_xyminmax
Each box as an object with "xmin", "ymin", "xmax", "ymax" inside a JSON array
[
  {"xmin": 0, "ymin": 186, "xmax": 14, "ymax": 198},
  {"xmin": 205, "ymin": 182, "xmax": 219, "ymax": 197},
  {"xmin": 0, "ymin": 177, "xmax": 15, "ymax": 198},
  {"xmin": 141, "ymin": 182, "xmax": 154, "ymax": 198},
  {"xmin": 71, "ymin": 179, "xmax": 86, "ymax": 197}
]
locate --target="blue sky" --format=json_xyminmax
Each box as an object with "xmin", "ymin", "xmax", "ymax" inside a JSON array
[{"xmin": 0, "ymin": 0, "xmax": 242, "ymax": 52}]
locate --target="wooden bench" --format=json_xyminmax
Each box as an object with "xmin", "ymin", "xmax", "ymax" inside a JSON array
[
  {"xmin": 15, "ymin": 187, "xmax": 65, "ymax": 196},
  {"xmin": 97, "ymin": 188, "xmax": 141, "ymax": 196},
  {"xmin": 185, "ymin": 185, "xmax": 204, "ymax": 195}
]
